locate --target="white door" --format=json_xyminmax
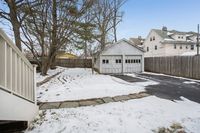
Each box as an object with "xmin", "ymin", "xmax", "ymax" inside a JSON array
[
  {"xmin": 101, "ymin": 55, "xmax": 122, "ymax": 74},
  {"xmin": 124, "ymin": 55, "xmax": 142, "ymax": 73}
]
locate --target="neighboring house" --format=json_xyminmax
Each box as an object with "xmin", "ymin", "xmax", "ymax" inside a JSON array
[
  {"xmin": 144, "ymin": 27, "xmax": 199, "ymax": 57},
  {"xmin": 93, "ymin": 39, "xmax": 144, "ymax": 74},
  {"xmin": 0, "ymin": 29, "xmax": 38, "ymax": 131},
  {"xmin": 56, "ymin": 51, "xmax": 77, "ymax": 59},
  {"xmin": 129, "ymin": 36, "xmax": 145, "ymax": 48}
]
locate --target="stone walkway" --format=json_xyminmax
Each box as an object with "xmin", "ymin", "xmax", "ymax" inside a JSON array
[{"xmin": 38, "ymin": 91, "xmax": 150, "ymax": 110}]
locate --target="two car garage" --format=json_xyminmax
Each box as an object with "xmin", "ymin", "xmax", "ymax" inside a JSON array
[
  {"xmin": 101, "ymin": 55, "xmax": 142, "ymax": 74},
  {"xmin": 94, "ymin": 39, "xmax": 144, "ymax": 74}
]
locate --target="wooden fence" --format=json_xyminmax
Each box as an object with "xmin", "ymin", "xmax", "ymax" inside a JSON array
[
  {"xmin": 56, "ymin": 59, "xmax": 92, "ymax": 68},
  {"xmin": 145, "ymin": 56, "xmax": 200, "ymax": 79}
]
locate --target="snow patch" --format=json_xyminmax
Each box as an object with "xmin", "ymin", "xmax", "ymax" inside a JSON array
[
  {"xmin": 26, "ymin": 96, "xmax": 200, "ymax": 133},
  {"xmin": 183, "ymin": 81, "xmax": 197, "ymax": 84},
  {"xmin": 37, "ymin": 68, "xmax": 157, "ymax": 102}
]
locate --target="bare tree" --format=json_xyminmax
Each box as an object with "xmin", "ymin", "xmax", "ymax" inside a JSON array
[
  {"xmin": 21, "ymin": 0, "xmax": 94, "ymax": 75},
  {"xmin": 113, "ymin": 0, "xmax": 126, "ymax": 42},
  {"xmin": 0, "ymin": 0, "xmax": 32, "ymax": 50},
  {"xmin": 92, "ymin": 0, "xmax": 126, "ymax": 50}
]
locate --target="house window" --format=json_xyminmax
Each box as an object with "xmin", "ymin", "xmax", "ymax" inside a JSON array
[
  {"xmin": 138, "ymin": 59, "xmax": 141, "ymax": 63},
  {"xmin": 181, "ymin": 36, "xmax": 184, "ymax": 39},
  {"xmin": 186, "ymin": 46, "xmax": 188, "ymax": 49},
  {"xmin": 174, "ymin": 44, "xmax": 176, "ymax": 49},
  {"xmin": 153, "ymin": 36, "xmax": 155, "ymax": 41},
  {"xmin": 125, "ymin": 59, "xmax": 128, "ymax": 63},
  {"xmin": 128, "ymin": 59, "xmax": 131, "ymax": 63},
  {"xmin": 155, "ymin": 45, "xmax": 157, "ymax": 50},
  {"xmin": 178, "ymin": 36, "xmax": 180, "ymax": 39},
  {"xmin": 180, "ymin": 45, "xmax": 182, "ymax": 49},
  {"xmin": 150, "ymin": 37, "xmax": 152, "ymax": 41},
  {"xmin": 147, "ymin": 47, "xmax": 149, "ymax": 52},
  {"xmin": 136, "ymin": 59, "xmax": 138, "ymax": 63},
  {"xmin": 191, "ymin": 45, "xmax": 194, "ymax": 50},
  {"xmin": 106, "ymin": 60, "xmax": 109, "ymax": 64}
]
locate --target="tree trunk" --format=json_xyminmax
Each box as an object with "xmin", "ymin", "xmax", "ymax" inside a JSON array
[
  {"xmin": 100, "ymin": 34, "xmax": 106, "ymax": 51},
  {"xmin": 12, "ymin": 22, "xmax": 22, "ymax": 50},
  {"xmin": 84, "ymin": 41, "xmax": 87, "ymax": 59},
  {"xmin": 7, "ymin": 0, "xmax": 22, "ymax": 50}
]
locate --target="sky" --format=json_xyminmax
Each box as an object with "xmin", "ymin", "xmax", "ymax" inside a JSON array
[
  {"xmin": 0, "ymin": 0, "xmax": 200, "ymax": 41},
  {"xmin": 117, "ymin": 0, "xmax": 200, "ymax": 39}
]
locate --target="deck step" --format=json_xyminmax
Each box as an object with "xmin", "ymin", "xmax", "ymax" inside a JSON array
[{"xmin": 0, "ymin": 121, "xmax": 27, "ymax": 133}]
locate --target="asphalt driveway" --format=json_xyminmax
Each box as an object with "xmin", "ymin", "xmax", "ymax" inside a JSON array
[{"xmin": 114, "ymin": 73, "xmax": 200, "ymax": 103}]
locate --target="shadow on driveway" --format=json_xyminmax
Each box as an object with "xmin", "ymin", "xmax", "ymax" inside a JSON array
[{"xmin": 113, "ymin": 73, "xmax": 200, "ymax": 103}]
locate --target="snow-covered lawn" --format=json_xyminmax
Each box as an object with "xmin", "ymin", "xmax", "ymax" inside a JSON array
[
  {"xmin": 27, "ymin": 96, "xmax": 200, "ymax": 133},
  {"xmin": 36, "ymin": 67, "xmax": 64, "ymax": 82},
  {"xmin": 37, "ymin": 68, "xmax": 158, "ymax": 102}
]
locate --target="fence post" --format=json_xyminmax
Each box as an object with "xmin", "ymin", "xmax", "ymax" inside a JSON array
[{"xmin": 33, "ymin": 64, "xmax": 37, "ymax": 105}]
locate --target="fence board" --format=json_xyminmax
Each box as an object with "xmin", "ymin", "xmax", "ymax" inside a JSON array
[
  {"xmin": 145, "ymin": 56, "xmax": 200, "ymax": 80},
  {"xmin": 56, "ymin": 59, "xmax": 92, "ymax": 68}
]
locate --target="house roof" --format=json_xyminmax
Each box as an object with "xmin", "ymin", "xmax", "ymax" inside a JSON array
[
  {"xmin": 152, "ymin": 28, "xmax": 198, "ymax": 44},
  {"xmin": 93, "ymin": 39, "xmax": 145, "ymax": 57},
  {"xmin": 56, "ymin": 52, "xmax": 77, "ymax": 59},
  {"xmin": 129, "ymin": 37, "xmax": 145, "ymax": 46}
]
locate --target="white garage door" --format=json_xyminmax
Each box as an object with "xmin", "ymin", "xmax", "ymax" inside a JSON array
[
  {"xmin": 101, "ymin": 55, "xmax": 122, "ymax": 74},
  {"xmin": 124, "ymin": 55, "xmax": 142, "ymax": 73}
]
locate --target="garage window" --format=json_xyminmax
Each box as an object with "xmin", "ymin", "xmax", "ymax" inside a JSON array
[
  {"xmin": 116, "ymin": 59, "xmax": 121, "ymax": 63},
  {"xmin": 125, "ymin": 59, "xmax": 131, "ymax": 63},
  {"xmin": 131, "ymin": 59, "xmax": 134, "ymax": 63},
  {"xmin": 102, "ymin": 59, "xmax": 109, "ymax": 64}
]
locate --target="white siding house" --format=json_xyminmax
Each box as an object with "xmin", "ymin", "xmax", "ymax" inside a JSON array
[
  {"xmin": 94, "ymin": 39, "xmax": 144, "ymax": 74},
  {"xmin": 144, "ymin": 27, "xmax": 199, "ymax": 57}
]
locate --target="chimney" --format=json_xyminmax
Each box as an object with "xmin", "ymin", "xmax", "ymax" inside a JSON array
[{"xmin": 162, "ymin": 26, "xmax": 167, "ymax": 31}]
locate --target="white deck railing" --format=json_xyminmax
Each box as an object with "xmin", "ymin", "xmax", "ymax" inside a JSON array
[{"xmin": 0, "ymin": 29, "xmax": 36, "ymax": 104}]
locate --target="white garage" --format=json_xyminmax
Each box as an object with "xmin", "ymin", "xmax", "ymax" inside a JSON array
[{"xmin": 93, "ymin": 39, "xmax": 144, "ymax": 74}]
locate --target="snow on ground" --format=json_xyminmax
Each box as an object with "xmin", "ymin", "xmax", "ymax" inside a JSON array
[
  {"xmin": 184, "ymin": 81, "xmax": 197, "ymax": 84},
  {"xmin": 125, "ymin": 73, "xmax": 136, "ymax": 77},
  {"xmin": 36, "ymin": 67, "xmax": 64, "ymax": 82},
  {"xmin": 37, "ymin": 68, "xmax": 158, "ymax": 102},
  {"xmin": 27, "ymin": 96, "xmax": 200, "ymax": 133},
  {"xmin": 181, "ymin": 51, "xmax": 197, "ymax": 56},
  {"xmin": 144, "ymin": 72, "xmax": 200, "ymax": 83}
]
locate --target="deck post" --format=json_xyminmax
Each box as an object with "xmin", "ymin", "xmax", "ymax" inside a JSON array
[{"xmin": 33, "ymin": 64, "xmax": 37, "ymax": 105}]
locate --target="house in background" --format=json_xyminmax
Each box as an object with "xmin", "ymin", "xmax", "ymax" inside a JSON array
[
  {"xmin": 144, "ymin": 27, "xmax": 199, "ymax": 57},
  {"xmin": 56, "ymin": 51, "xmax": 77, "ymax": 59},
  {"xmin": 129, "ymin": 36, "xmax": 145, "ymax": 48},
  {"xmin": 93, "ymin": 39, "xmax": 144, "ymax": 74}
]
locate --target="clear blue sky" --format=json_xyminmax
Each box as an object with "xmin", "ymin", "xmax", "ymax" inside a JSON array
[
  {"xmin": 0, "ymin": 0, "xmax": 200, "ymax": 41},
  {"xmin": 117, "ymin": 0, "xmax": 200, "ymax": 39}
]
